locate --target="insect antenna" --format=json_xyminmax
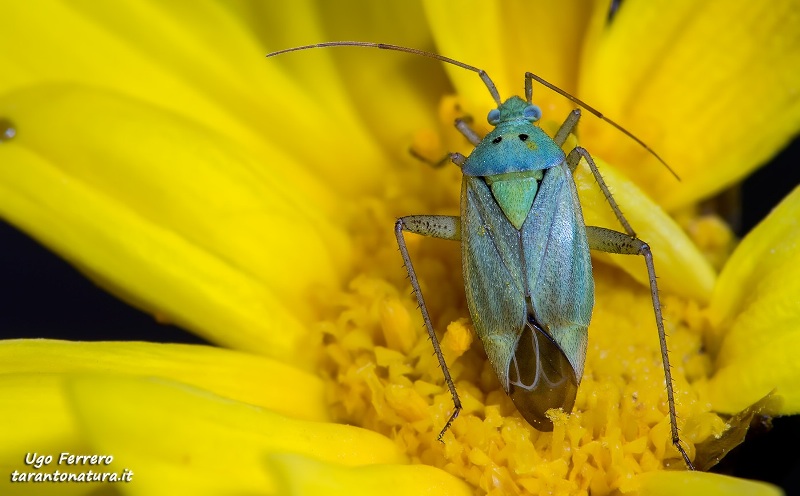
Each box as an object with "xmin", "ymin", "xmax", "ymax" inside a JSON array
[
  {"xmin": 267, "ymin": 41, "xmax": 503, "ymax": 105},
  {"xmin": 524, "ymin": 73, "xmax": 679, "ymax": 180},
  {"xmin": 267, "ymin": 41, "xmax": 679, "ymax": 180}
]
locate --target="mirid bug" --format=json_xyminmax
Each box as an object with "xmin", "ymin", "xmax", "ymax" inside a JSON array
[{"xmin": 267, "ymin": 41, "xmax": 694, "ymax": 469}]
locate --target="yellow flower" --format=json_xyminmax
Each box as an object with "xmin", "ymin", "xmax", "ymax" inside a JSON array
[{"xmin": 0, "ymin": 1, "xmax": 798, "ymax": 495}]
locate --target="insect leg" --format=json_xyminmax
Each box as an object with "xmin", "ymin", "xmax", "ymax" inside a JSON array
[
  {"xmin": 455, "ymin": 117, "xmax": 481, "ymax": 146},
  {"xmin": 567, "ymin": 147, "xmax": 634, "ymax": 235},
  {"xmin": 524, "ymin": 71, "xmax": 677, "ymax": 178},
  {"xmin": 398, "ymin": 215, "xmax": 461, "ymax": 241},
  {"xmin": 585, "ymin": 226, "xmax": 694, "ymax": 469},
  {"xmin": 408, "ymin": 148, "xmax": 452, "ymax": 168},
  {"xmin": 395, "ymin": 215, "xmax": 462, "ymax": 439},
  {"xmin": 553, "ymin": 109, "xmax": 581, "ymax": 148},
  {"xmin": 573, "ymin": 146, "xmax": 693, "ymax": 469},
  {"xmin": 441, "ymin": 118, "xmax": 483, "ymax": 170},
  {"xmin": 408, "ymin": 115, "xmax": 479, "ymax": 167}
]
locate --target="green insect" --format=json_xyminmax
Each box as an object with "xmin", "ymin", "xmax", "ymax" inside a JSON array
[{"xmin": 267, "ymin": 42, "xmax": 694, "ymax": 469}]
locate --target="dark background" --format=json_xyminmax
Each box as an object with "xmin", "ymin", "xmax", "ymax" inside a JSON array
[{"xmin": 1, "ymin": 136, "xmax": 799, "ymax": 492}]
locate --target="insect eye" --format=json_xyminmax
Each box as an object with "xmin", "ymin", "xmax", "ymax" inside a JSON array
[
  {"xmin": 523, "ymin": 104, "xmax": 542, "ymax": 122},
  {"xmin": 487, "ymin": 108, "xmax": 501, "ymax": 125}
]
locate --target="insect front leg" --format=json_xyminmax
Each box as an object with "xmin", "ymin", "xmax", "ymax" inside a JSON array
[
  {"xmin": 553, "ymin": 109, "xmax": 581, "ymax": 148},
  {"xmin": 409, "ymin": 113, "xmax": 479, "ymax": 167},
  {"xmin": 408, "ymin": 148, "xmax": 452, "ymax": 168},
  {"xmin": 395, "ymin": 215, "xmax": 462, "ymax": 440},
  {"xmin": 454, "ymin": 117, "xmax": 481, "ymax": 146}
]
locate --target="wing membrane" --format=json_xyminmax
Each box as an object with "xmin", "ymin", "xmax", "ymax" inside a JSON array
[
  {"xmin": 461, "ymin": 175, "xmax": 528, "ymax": 391},
  {"xmin": 522, "ymin": 162, "xmax": 592, "ymax": 379}
]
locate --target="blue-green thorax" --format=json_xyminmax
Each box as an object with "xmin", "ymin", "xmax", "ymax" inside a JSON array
[{"xmin": 463, "ymin": 96, "xmax": 566, "ymax": 229}]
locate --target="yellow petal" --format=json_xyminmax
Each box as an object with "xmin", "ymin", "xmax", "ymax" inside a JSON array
[
  {"xmin": 424, "ymin": 0, "xmax": 594, "ymax": 122},
  {"xmin": 0, "ymin": 0, "xmax": 388, "ymax": 194},
  {"xmin": 575, "ymin": 157, "xmax": 716, "ymax": 302},
  {"xmin": 237, "ymin": 0, "xmax": 446, "ymax": 169},
  {"xmin": 704, "ymin": 186, "xmax": 800, "ymax": 413},
  {"xmin": 578, "ymin": 0, "xmax": 800, "ymax": 209},
  {"xmin": 0, "ymin": 84, "xmax": 349, "ymax": 356},
  {"xmin": 0, "ymin": 374, "xmax": 98, "ymax": 496},
  {"xmin": 0, "ymin": 339, "xmax": 328, "ymax": 422},
  {"xmin": 620, "ymin": 470, "xmax": 782, "ymax": 496},
  {"xmin": 414, "ymin": 1, "xmax": 717, "ymax": 301},
  {"xmin": 299, "ymin": 1, "xmax": 447, "ymax": 150},
  {"xmin": 66, "ymin": 375, "xmax": 406, "ymax": 495},
  {"xmin": 267, "ymin": 453, "xmax": 472, "ymax": 496}
]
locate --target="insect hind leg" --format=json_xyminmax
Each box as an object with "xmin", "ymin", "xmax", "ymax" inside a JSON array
[
  {"xmin": 575, "ymin": 134, "xmax": 693, "ymax": 469},
  {"xmin": 586, "ymin": 226, "xmax": 695, "ymax": 470},
  {"xmin": 395, "ymin": 215, "xmax": 462, "ymax": 440}
]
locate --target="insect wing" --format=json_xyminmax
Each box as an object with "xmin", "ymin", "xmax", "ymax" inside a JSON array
[
  {"xmin": 523, "ymin": 161, "xmax": 592, "ymax": 381},
  {"xmin": 461, "ymin": 174, "xmax": 527, "ymax": 388},
  {"xmin": 461, "ymin": 162, "xmax": 591, "ymax": 430}
]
